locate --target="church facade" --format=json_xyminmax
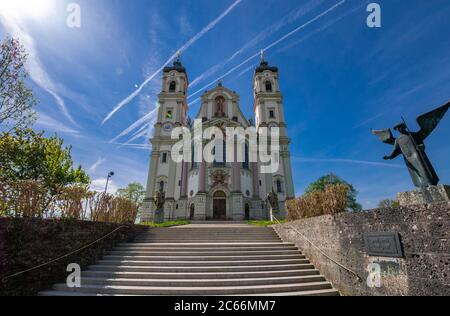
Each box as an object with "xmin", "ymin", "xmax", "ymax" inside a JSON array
[{"xmin": 140, "ymin": 57, "xmax": 295, "ymax": 222}]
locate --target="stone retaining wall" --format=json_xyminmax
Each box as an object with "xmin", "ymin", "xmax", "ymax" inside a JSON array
[
  {"xmin": 0, "ymin": 218, "xmax": 145, "ymax": 296},
  {"xmin": 273, "ymin": 202, "xmax": 450, "ymax": 296}
]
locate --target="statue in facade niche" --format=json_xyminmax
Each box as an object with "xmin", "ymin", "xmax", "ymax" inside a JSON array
[
  {"xmin": 152, "ymin": 191, "xmax": 165, "ymax": 224},
  {"xmin": 267, "ymin": 188, "xmax": 280, "ymax": 221},
  {"xmin": 215, "ymin": 97, "xmax": 226, "ymax": 117},
  {"xmin": 372, "ymin": 101, "xmax": 449, "ymax": 188}
]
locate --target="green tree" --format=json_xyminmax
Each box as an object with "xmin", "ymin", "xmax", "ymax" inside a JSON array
[
  {"xmin": 305, "ymin": 173, "xmax": 362, "ymax": 212},
  {"xmin": 0, "ymin": 38, "xmax": 37, "ymax": 130},
  {"xmin": 0, "ymin": 128, "xmax": 89, "ymax": 195},
  {"xmin": 378, "ymin": 199, "xmax": 400, "ymax": 209},
  {"xmin": 116, "ymin": 182, "xmax": 146, "ymax": 205}
]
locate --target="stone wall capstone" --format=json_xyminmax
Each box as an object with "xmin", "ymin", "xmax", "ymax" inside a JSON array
[{"xmin": 273, "ymin": 202, "xmax": 450, "ymax": 296}]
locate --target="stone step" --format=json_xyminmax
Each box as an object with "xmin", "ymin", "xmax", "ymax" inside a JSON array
[
  {"xmin": 113, "ymin": 244, "xmax": 299, "ymax": 252},
  {"xmin": 141, "ymin": 230, "xmax": 277, "ymax": 232},
  {"xmin": 81, "ymin": 269, "xmax": 320, "ymax": 279},
  {"xmin": 96, "ymin": 258, "xmax": 310, "ymax": 267},
  {"xmin": 114, "ymin": 243, "xmax": 298, "ymax": 251},
  {"xmin": 143, "ymin": 228, "xmax": 274, "ymax": 230},
  {"xmin": 133, "ymin": 240, "xmax": 281, "ymax": 242},
  {"xmin": 133, "ymin": 239, "xmax": 281, "ymax": 243},
  {"xmin": 140, "ymin": 230, "xmax": 277, "ymax": 233},
  {"xmin": 140, "ymin": 232, "xmax": 276, "ymax": 235},
  {"xmin": 39, "ymin": 291, "xmax": 100, "ymax": 296},
  {"xmin": 146, "ymin": 227, "xmax": 271, "ymax": 230},
  {"xmin": 87, "ymin": 263, "xmax": 315, "ymax": 273},
  {"xmin": 107, "ymin": 250, "xmax": 301, "ymax": 256},
  {"xmin": 116, "ymin": 242, "xmax": 294, "ymax": 247},
  {"xmin": 51, "ymin": 281, "xmax": 334, "ymax": 295},
  {"xmin": 135, "ymin": 235, "xmax": 279, "ymax": 238},
  {"xmin": 39, "ymin": 226, "xmax": 338, "ymax": 296},
  {"xmin": 138, "ymin": 231, "xmax": 277, "ymax": 234},
  {"xmin": 241, "ymin": 289, "xmax": 341, "ymax": 296},
  {"xmin": 102, "ymin": 254, "xmax": 306, "ymax": 262},
  {"xmin": 39, "ymin": 287, "xmax": 340, "ymax": 297},
  {"xmin": 78, "ymin": 275, "xmax": 326, "ymax": 287},
  {"xmin": 135, "ymin": 235, "xmax": 280, "ymax": 237}
]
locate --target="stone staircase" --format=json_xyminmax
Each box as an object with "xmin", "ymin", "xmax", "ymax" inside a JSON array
[{"xmin": 39, "ymin": 224, "xmax": 339, "ymax": 296}]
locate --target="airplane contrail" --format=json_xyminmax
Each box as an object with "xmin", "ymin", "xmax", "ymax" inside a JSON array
[
  {"xmin": 113, "ymin": 0, "xmax": 347, "ymax": 142},
  {"xmin": 109, "ymin": 106, "xmax": 158, "ymax": 143},
  {"xmin": 276, "ymin": 0, "xmax": 367, "ymax": 54},
  {"xmin": 188, "ymin": 0, "xmax": 324, "ymax": 88},
  {"xmin": 188, "ymin": 0, "xmax": 346, "ymax": 100},
  {"xmin": 292, "ymin": 157, "xmax": 404, "ymax": 169},
  {"xmin": 101, "ymin": 0, "xmax": 242, "ymax": 125}
]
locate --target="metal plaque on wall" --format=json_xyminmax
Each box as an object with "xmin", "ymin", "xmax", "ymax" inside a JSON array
[{"xmin": 363, "ymin": 232, "xmax": 404, "ymax": 258}]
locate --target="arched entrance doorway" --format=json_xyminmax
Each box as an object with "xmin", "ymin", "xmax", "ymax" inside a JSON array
[
  {"xmin": 213, "ymin": 191, "xmax": 227, "ymax": 220},
  {"xmin": 189, "ymin": 204, "xmax": 195, "ymax": 220},
  {"xmin": 245, "ymin": 204, "xmax": 250, "ymax": 220}
]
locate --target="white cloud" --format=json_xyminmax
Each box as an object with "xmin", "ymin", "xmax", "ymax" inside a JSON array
[
  {"xmin": 188, "ymin": 0, "xmax": 347, "ymax": 100},
  {"xmin": 35, "ymin": 112, "xmax": 79, "ymax": 135},
  {"xmin": 189, "ymin": 0, "xmax": 325, "ymax": 88},
  {"xmin": 101, "ymin": 0, "xmax": 242, "ymax": 125},
  {"xmin": 179, "ymin": 13, "xmax": 194, "ymax": 37},
  {"xmin": 292, "ymin": 157, "xmax": 404, "ymax": 169},
  {"xmin": 90, "ymin": 178, "xmax": 119, "ymax": 195},
  {"xmin": 109, "ymin": 106, "xmax": 159, "ymax": 143},
  {"xmin": 88, "ymin": 157, "xmax": 106, "ymax": 173}
]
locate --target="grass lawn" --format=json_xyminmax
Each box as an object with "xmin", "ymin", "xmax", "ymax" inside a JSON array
[
  {"xmin": 140, "ymin": 220, "xmax": 190, "ymax": 228},
  {"xmin": 247, "ymin": 220, "xmax": 285, "ymax": 227}
]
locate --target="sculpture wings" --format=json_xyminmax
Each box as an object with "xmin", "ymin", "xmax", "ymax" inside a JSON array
[
  {"xmin": 371, "ymin": 128, "xmax": 395, "ymax": 145},
  {"xmin": 416, "ymin": 101, "xmax": 450, "ymax": 141}
]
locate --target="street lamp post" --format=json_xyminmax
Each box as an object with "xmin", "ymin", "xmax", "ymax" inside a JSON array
[{"xmin": 104, "ymin": 171, "xmax": 115, "ymax": 195}]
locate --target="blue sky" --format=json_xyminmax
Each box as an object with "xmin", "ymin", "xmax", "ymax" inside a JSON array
[{"xmin": 1, "ymin": 0, "xmax": 449, "ymax": 208}]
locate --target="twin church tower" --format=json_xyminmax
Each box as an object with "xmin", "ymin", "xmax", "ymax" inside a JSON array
[{"xmin": 141, "ymin": 55, "xmax": 295, "ymax": 222}]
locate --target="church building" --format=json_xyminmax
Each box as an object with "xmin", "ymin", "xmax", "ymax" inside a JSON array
[{"xmin": 141, "ymin": 56, "xmax": 295, "ymax": 222}]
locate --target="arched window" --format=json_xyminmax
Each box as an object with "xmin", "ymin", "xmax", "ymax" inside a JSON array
[
  {"xmin": 243, "ymin": 143, "xmax": 249, "ymax": 170},
  {"xmin": 276, "ymin": 179, "xmax": 283, "ymax": 193},
  {"xmin": 159, "ymin": 181, "xmax": 165, "ymax": 193},
  {"xmin": 265, "ymin": 81, "xmax": 273, "ymax": 92},
  {"xmin": 169, "ymin": 81, "xmax": 177, "ymax": 92},
  {"xmin": 191, "ymin": 143, "xmax": 198, "ymax": 169},
  {"xmin": 213, "ymin": 140, "xmax": 226, "ymax": 166}
]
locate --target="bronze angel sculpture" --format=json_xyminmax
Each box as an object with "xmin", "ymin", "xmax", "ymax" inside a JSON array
[{"xmin": 372, "ymin": 101, "xmax": 449, "ymax": 188}]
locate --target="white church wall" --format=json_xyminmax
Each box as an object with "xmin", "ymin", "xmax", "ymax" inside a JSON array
[
  {"xmin": 156, "ymin": 156, "xmax": 169, "ymax": 177},
  {"xmin": 241, "ymin": 171, "xmax": 253, "ymax": 198},
  {"xmin": 174, "ymin": 161, "xmax": 182, "ymax": 200},
  {"xmin": 188, "ymin": 171, "xmax": 199, "ymax": 197}
]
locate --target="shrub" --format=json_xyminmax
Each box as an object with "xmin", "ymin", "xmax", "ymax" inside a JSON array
[
  {"xmin": 305, "ymin": 173, "xmax": 362, "ymax": 212},
  {"xmin": 0, "ymin": 180, "xmax": 138, "ymax": 224},
  {"xmin": 285, "ymin": 184, "xmax": 348, "ymax": 221}
]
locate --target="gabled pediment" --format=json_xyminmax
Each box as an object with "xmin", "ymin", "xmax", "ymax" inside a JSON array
[{"xmin": 201, "ymin": 85, "xmax": 239, "ymax": 101}]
